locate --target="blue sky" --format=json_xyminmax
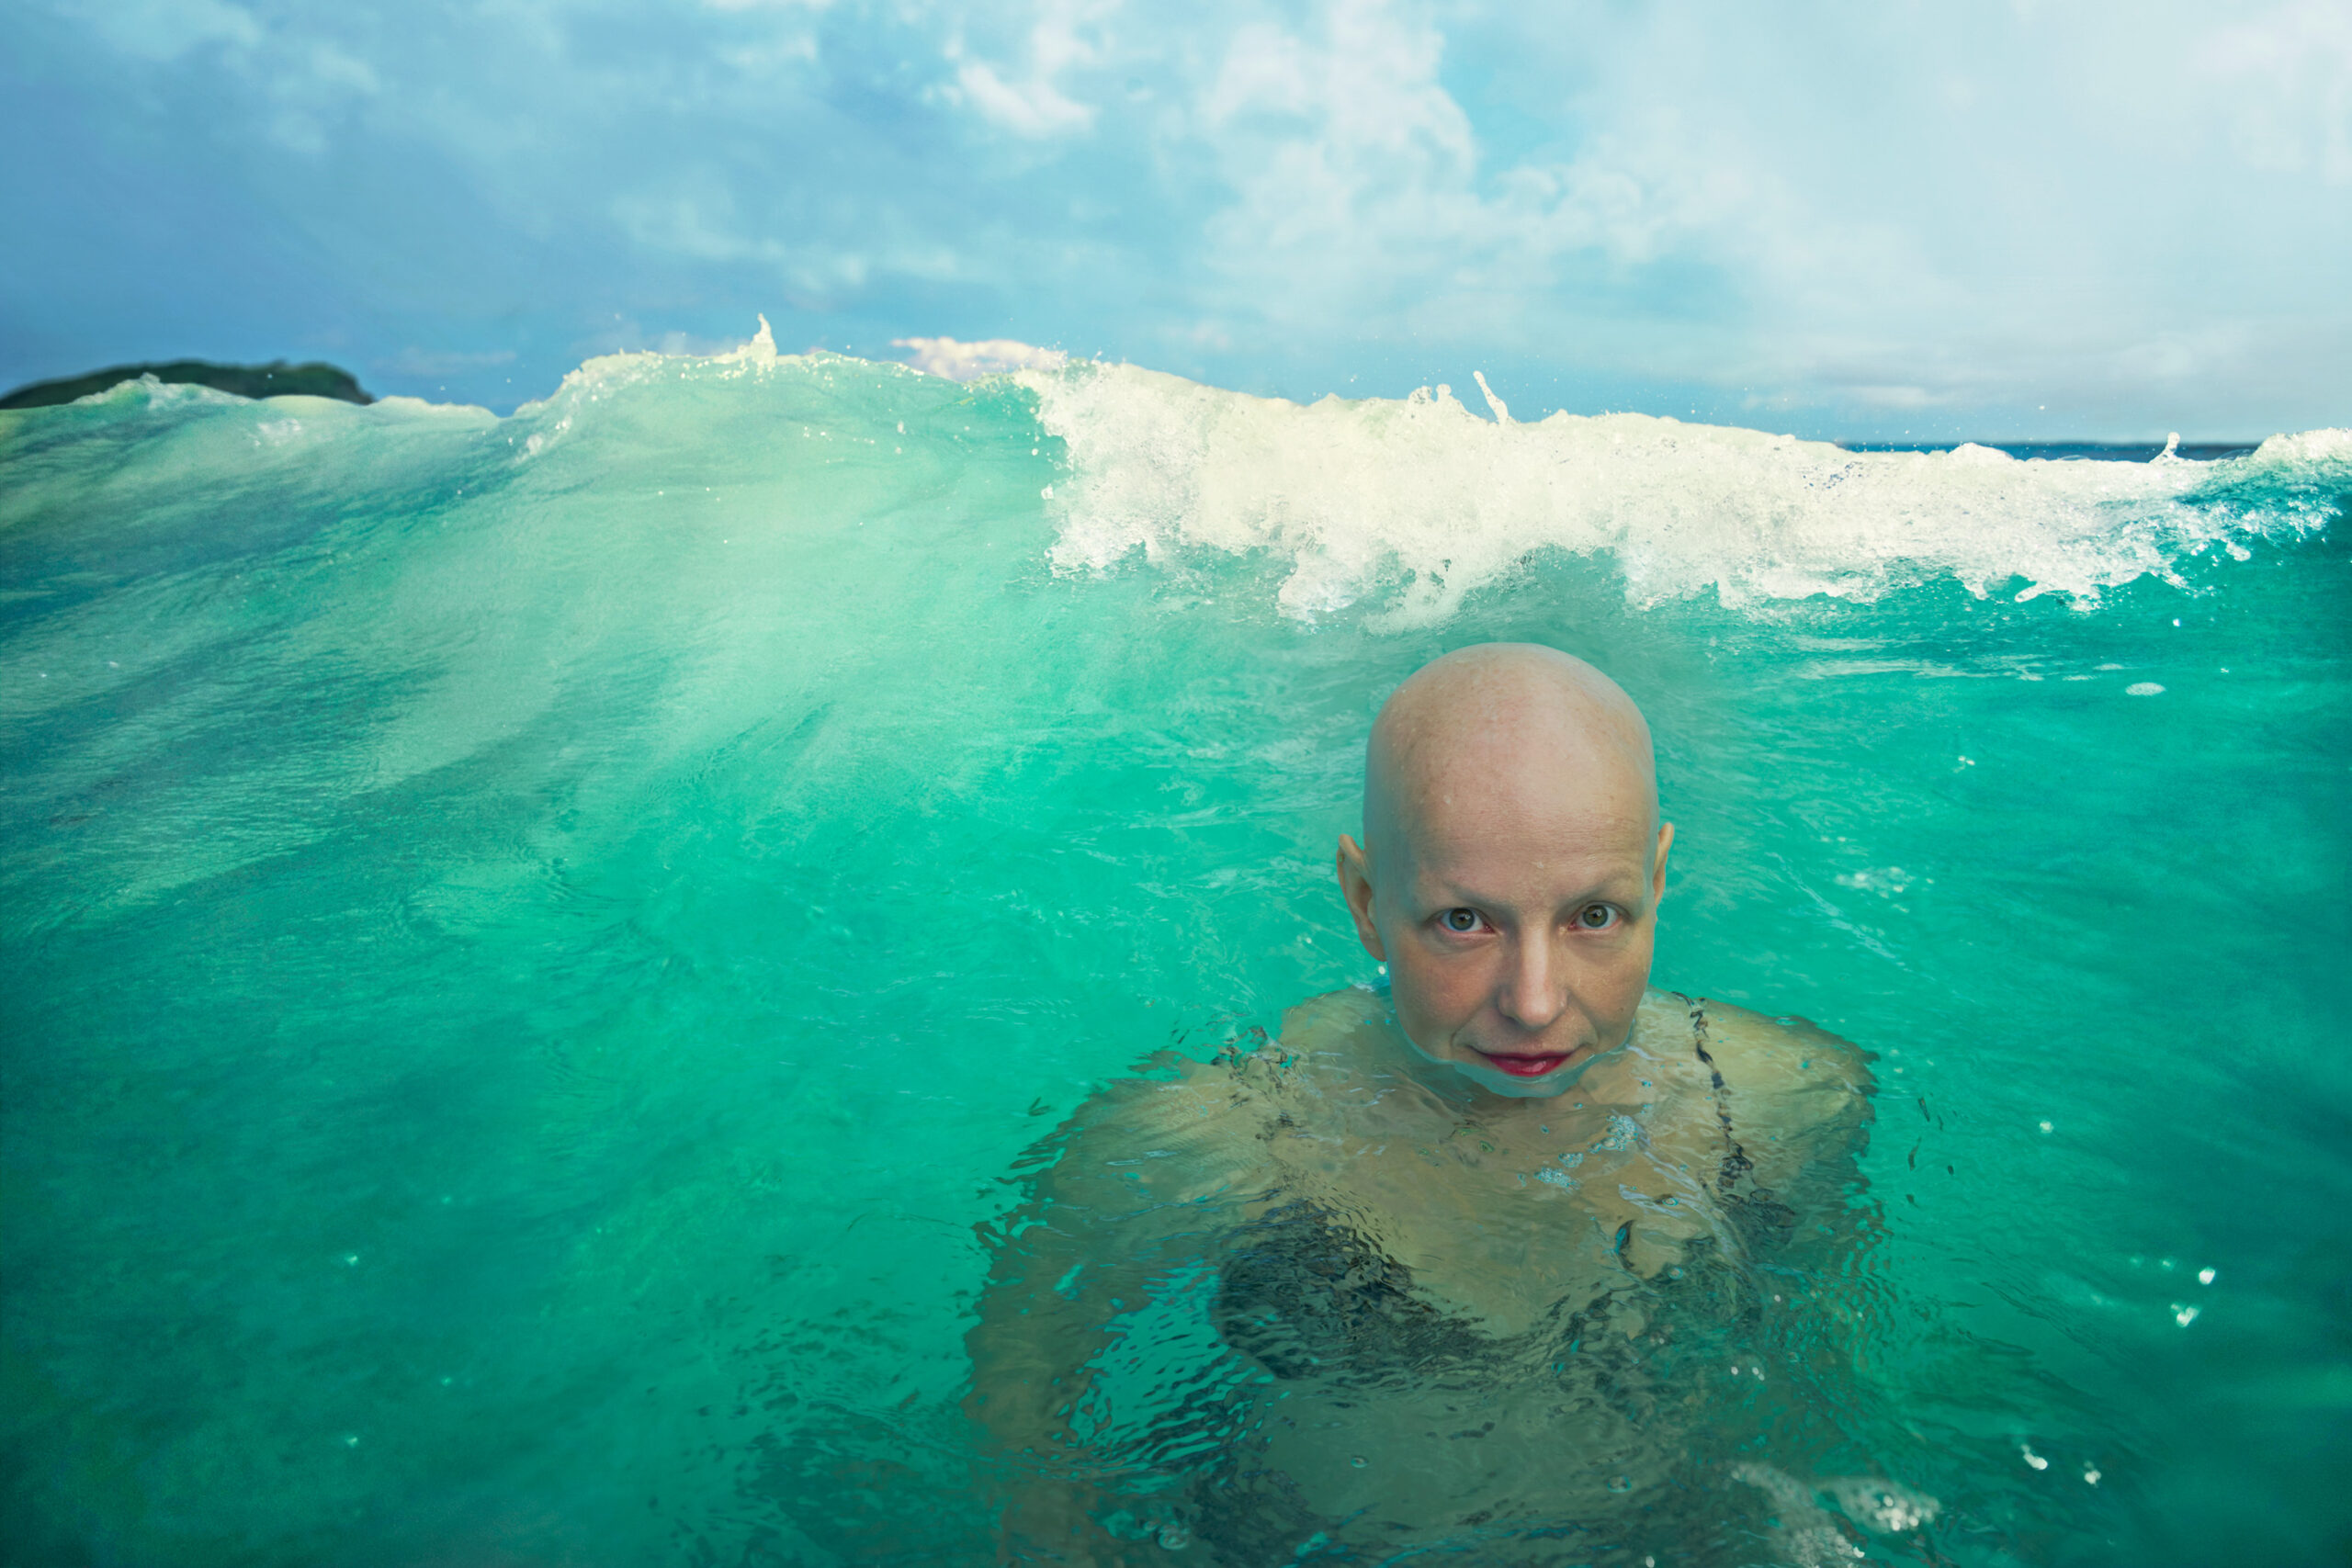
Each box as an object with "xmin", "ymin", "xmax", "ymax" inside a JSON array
[{"xmin": 5, "ymin": 0, "xmax": 2347, "ymax": 438}]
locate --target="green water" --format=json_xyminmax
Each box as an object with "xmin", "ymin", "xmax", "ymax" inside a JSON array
[{"xmin": 1, "ymin": 351, "xmax": 2346, "ymax": 1565}]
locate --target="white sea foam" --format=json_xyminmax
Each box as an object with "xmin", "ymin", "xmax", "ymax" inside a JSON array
[
  {"xmin": 62, "ymin": 373, "xmax": 249, "ymax": 411},
  {"xmin": 1020, "ymin": 361, "xmax": 2346, "ymax": 623}
]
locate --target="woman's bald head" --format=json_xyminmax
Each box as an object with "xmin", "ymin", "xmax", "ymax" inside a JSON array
[{"xmin": 1363, "ymin": 644, "xmax": 1658, "ymax": 874}]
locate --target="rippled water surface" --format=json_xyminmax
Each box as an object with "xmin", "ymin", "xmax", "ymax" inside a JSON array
[{"xmin": 2, "ymin": 347, "xmax": 2346, "ymax": 1564}]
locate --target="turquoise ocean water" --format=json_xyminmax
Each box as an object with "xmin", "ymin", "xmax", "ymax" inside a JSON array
[{"xmin": 2, "ymin": 337, "xmax": 2346, "ymax": 1565}]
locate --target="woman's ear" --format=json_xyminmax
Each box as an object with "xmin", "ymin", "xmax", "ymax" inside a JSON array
[{"xmin": 1336, "ymin": 834, "xmax": 1386, "ymax": 962}]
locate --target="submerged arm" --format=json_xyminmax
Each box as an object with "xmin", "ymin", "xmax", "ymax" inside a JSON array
[{"xmin": 965, "ymin": 1058, "xmax": 1264, "ymax": 1563}]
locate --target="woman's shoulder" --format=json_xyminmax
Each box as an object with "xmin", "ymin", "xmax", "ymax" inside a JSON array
[
  {"xmin": 1642, "ymin": 987, "xmax": 1874, "ymax": 1126},
  {"xmin": 1276, "ymin": 984, "xmax": 1393, "ymax": 1045}
]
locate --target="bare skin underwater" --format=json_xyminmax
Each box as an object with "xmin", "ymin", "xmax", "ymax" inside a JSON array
[{"xmin": 965, "ymin": 646, "xmax": 1892, "ymax": 1565}]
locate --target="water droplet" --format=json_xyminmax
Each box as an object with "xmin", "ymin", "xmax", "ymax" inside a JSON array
[
  {"xmin": 1156, "ymin": 1525, "xmax": 1191, "ymax": 1551},
  {"xmin": 2083, "ymin": 1467, "xmax": 2101, "ymax": 1485},
  {"xmin": 2020, "ymin": 1445, "xmax": 2048, "ymax": 1471},
  {"xmin": 1350, "ymin": 1456, "xmax": 1367, "ymax": 1469},
  {"xmin": 2199, "ymin": 1268, "xmax": 2216, "ymax": 1285}
]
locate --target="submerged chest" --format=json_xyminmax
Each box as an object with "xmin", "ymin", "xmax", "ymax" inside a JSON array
[{"xmin": 1241, "ymin": 1077, "xmax": 1739, "ymax": 1335}]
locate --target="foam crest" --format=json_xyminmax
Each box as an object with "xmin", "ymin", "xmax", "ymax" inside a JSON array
[{"xmin": 1023, "ymin": 362, "xmax": 2343, "ymax": 622}]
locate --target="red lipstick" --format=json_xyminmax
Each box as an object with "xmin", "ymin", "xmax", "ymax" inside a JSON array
[{"xmin": 1476, "ymin": 1051, "xmax": 1573, "ymax": 1077}]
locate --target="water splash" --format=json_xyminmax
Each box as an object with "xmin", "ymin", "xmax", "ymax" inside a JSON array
[{"xmin": 1022, "ymin": 360, "xmax": 2346, "ymax": 623}]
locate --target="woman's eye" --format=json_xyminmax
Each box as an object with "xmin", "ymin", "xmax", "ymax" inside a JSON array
[
  {"xmin": 1576, "ymin": 904, "xmax": 1617, "ymax": 930},
  {"xmin": 1441, "ymin": 908, "xmax": 1482, "ymax": 933}
]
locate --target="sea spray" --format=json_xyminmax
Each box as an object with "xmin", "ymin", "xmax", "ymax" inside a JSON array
[{"xmin": 1021, "ymin": 359, "xmax": 2342, "ymax": 619}]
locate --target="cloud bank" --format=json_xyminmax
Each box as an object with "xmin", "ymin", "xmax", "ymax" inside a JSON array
[{"xmin": 3, "ymin": 0, "xmax": 2346, "ymax": 436}]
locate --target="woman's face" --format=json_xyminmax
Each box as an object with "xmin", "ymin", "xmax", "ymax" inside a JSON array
[{"xmin": 1339, "ymin": 768, "xmax": 1670, "ymax": 1086}]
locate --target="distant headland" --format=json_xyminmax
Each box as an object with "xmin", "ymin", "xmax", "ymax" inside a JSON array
[{"xmin": 0, "ymin": 359, "xmax": 374, "ymax": 411}]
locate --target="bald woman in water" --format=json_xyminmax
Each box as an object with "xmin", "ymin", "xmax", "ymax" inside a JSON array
[{"xmin": 967, "ymin": 645, "xmax": 1876, "ymax": 1566}]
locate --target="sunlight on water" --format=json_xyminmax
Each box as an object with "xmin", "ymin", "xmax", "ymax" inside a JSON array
[{"xmin": 1, "ymin": 352, "xmax": 2346, "ymax": 1565}]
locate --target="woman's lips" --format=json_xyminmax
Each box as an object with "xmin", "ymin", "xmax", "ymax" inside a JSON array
[{"xmin": 1475, "ymin": 1050, "xmax": 1573, "ymax": 1077}]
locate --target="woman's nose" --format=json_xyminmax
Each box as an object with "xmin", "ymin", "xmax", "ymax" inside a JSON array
[{"xmin": 1496, "ymin": 933, "xmax": 1569, "ymax": 1031}]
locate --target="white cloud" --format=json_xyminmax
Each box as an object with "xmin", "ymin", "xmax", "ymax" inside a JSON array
[
  {"xmin": 942, "ymin": 0, "xmax": 1109, "ymax": 138},
  {"xmin": 955, "ymin": 59, "xmax": 1094, "ymax": 136},
  {"xmin": 1191, "ymin": 4, "xmax": 1482, "ymax": 318},
  {"xmin": 1179, "ymin": 3, "xmax": 1931, "ymax": 360},
  {"xmin": 1121, "ymin": 0, "xmax": 2348, "ymax": 426},
  {"xmin": 53, "ymin": 0, "xmax": 384, "ymax": 153},
  {"xmin": 2200, "ymin": 0, "xmax": 2352, "ymax": 182},
  {"xmin": 894, "ymin": 336, "xmax": 1069, "ymax": 379},
  {"xmin": 68, "ymin": 0, "xmax": 259, "ymax": 62}
]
